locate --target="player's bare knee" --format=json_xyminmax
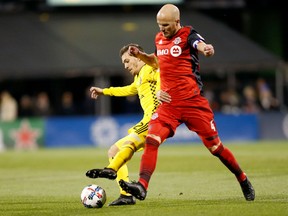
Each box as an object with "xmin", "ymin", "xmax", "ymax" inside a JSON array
[
  {"xmin": 147, "ymin": 134, "xmax": 161, "ymax": 143},
  {"xmin": 146, "ymin": 134, "xmax": 161, "ymax": 146},
  {"xmin": 108, "ymin": 145, "xmax": 119, "ymax": 158},
  {"xmin": 202, "ymin": 136, "xmax": 223, "ymax": 156},
  {"xmin": 209, "ymin": 142, "xmax": 224, "ymax": 156}
]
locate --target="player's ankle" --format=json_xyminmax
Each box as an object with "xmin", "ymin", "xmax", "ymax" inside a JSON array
[
  {"xmin": 237, "ymin": 172, "xmax": 247, "ymax": 182},
  {"xmin": 139, "ymin": 179, "xmax": 148, "ymax": 190}
]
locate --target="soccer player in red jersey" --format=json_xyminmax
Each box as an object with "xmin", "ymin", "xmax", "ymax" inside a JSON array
[{"xmin": 119, "ymin": 3, "xmax": 255, "ymax": 201}]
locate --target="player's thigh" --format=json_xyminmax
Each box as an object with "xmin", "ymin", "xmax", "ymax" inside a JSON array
[
  {"xmin": 128, "ymin": 115, "xmax": 150, "ymax": 136},
  {"xmin": 185, "ymin": 109, "xmax": 218, "ymax": 138},
  {"xmin": 126, "ymin": 117, "xmax": 150, "ymax": 151},
  {"xmin": 109, "ymin": 116, "xmax": 149, "ymax": 156},
  {"xmin": 149, "ymin": 103, "xmax": 181, "ymax": 139}
]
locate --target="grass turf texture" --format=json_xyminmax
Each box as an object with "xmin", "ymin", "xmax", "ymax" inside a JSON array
[{"xmin": 0, "ymin": 141, "xmax": 287, "ymax": 216}]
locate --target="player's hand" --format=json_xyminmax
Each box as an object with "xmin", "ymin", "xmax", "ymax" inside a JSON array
[
  {"xmin": 90, "ymin": 87, "xmax": 103, "ymax": 99},
  {"xmin": 128, "ymin": 46, "xmax": 140, "ymax": 57},
  {"xmin": 203, "ymin": 44, "xmax": 214, "ymax": 57},
  {"xmin": 156, "ymin": 90, "xmax": 171, "ymax": 104}
]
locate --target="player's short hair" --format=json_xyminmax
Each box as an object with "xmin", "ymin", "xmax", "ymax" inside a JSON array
[{"xmin": 119, "ymin": 43, "xmax": 144, "ymax": 57}]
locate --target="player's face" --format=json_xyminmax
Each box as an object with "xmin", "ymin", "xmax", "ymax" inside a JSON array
[
  {"xmin": 121, "ymin": 52, "xmax": 140, "ymax": 76},
  {"xmin": 157, "ymin": 17, "xmax": 179, "ymax": 38}
]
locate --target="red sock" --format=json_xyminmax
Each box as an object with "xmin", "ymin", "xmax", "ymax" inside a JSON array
[
  {"xmin": 138, "ymin": 137, "xmax": 160, "ymax": 189},
  {"xmin": 214, "ymin": 145, "xmax": 247, "ymax": 182}
]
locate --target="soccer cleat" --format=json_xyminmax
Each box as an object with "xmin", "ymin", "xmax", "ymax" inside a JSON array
[
  {"xmin": 86, "ymin": 168, "xmax": 117, "ymax": 180},
  {"xmin": 240, "ymin": 177, "xmax": 255, "ymax": 201},
  {"xmin": 86, "ymin": 169, "xmax": 101, "ymax": 178},
  {"xmin": 108, "ymin": 194, "xmax": 136, "ymax": 206},
  {"xmin": 119, "ymin": 180, "xmax": 147, "ymax": 200}
]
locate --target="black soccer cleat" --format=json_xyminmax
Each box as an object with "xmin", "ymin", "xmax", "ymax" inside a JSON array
[
  {"xmin": 119, "ymin": 180, "xmax": 147, "ymax": 200},
  {"xmin": 108, "ymin": 194, "xmax": 136, "ymax": 206},
  {"xmin": 86, "ymin": 169, "xmax": 101, "ymax": 178},
  {"xmin": 86, "ymin": 168, "xmax": 117, "ymax": 180},
  {"xmin": 240, "ymin": 177, "xmax": 255, "ymax": 201}
]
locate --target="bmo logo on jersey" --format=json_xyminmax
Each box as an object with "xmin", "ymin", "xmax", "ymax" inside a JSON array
[
  {"xmin": 157, "ymin": 45, "xmax": 182, "ymax": 57},
  {"xmin": 170, "ymin": 45, "xmax": 182, "ymax": 57}
]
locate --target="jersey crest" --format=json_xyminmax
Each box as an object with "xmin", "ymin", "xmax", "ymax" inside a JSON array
[{"xmin": 173, "ymin": 37, "xmax": 181, "ymax": 44}]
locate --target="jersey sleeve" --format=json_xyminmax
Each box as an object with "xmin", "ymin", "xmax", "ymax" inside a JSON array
[
  {"xmin": 187, "ymin": 27, "xmax": 206, "ymax": 50},
  {"xmin": 102, "ymin": 81, "xmax": 138, "ymax": 97}
]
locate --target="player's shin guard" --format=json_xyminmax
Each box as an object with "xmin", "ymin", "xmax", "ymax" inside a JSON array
[
  {"xmin": 139, "ymin": 137, "xmax": 160, "ymax": 189},
  {"xmin": 211, "ymin": 143, "xmax": 246, "ymax": 182}
]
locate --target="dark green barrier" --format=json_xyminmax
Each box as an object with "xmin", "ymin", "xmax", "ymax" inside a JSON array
[{"xmin": 0, "ymin": 118, "xmax": 44, "ymax": 149}]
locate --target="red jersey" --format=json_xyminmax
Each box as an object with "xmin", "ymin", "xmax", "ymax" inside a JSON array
[{"xmin": 155, "ymin": 26, "xmax": 205, "ymax": 101}]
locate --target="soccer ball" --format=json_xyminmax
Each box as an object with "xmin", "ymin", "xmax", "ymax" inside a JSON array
[{"xmin": 80, "ymin": 184, "xmax": 107, "ymax": 208}]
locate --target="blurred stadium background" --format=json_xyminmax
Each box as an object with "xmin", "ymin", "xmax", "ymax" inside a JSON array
[{"xmin": 0, "ymin": 0, "xmax": 287, "ymax": 149}]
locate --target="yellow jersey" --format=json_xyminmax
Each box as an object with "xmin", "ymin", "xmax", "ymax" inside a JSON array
[{"xmin": 102, "ymin": 64, "xmax": 160, "ymax": 116}]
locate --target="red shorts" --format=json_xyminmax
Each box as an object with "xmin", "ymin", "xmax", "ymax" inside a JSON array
[{"xmin": 148, "ymin": 94, "xmax": 220, "ymax": 145}]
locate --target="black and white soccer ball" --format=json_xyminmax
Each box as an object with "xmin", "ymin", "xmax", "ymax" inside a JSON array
[{"xmin": 80, "ymin": 184, "xmax": 107, "ymax": 208}]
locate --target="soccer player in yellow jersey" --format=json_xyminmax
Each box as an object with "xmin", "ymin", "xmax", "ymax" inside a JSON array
[{"xmin": 86, "ymin": 43, "xmax": 160, "ymax": 206}]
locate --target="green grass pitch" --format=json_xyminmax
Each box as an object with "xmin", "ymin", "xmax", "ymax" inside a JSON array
[{"xmin": 0, "ymin": 141, "xmax": 287, "ymax": 216}]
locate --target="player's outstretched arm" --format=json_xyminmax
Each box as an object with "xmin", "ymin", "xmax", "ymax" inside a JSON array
[
  {"xmin": 90, "ymin": 86, "xmax": 104, "ymax": 99},
  {"xmin": 128, "ymin": 45, "xmax": 159, "ymax": 69}
]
